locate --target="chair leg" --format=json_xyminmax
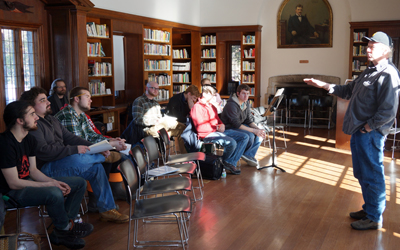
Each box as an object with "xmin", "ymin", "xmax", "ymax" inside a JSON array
[
  {"xmin": 392, "ymin": 131, "xmax": 396, "ymax": 159},
  {"xmin": 39, "ymin": 206, "xmax": 53, "ymax": 250}
]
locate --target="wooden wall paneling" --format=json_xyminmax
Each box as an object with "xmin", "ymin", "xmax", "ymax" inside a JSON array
[
  {"xmin": 216, "ymin": 40, "xmax": 226, "ymax": 94},
  {"xmin": 113, "ymin": 19, "xmax": 143, "ymax": 34},
  {"xmin": 191, "ymin": 31, "xmax": 201, "ymax": 88},
  {"xmin": 47, "ymin": 8, "xmax": 74, "ymax": 91},
  {"xmin": 124, "ymin": 34, "xmax": 144, "ymax": 104}
]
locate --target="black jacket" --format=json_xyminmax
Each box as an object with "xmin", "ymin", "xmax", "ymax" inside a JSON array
[
  {"xmin": 221, "ymin": 94, "xmax": 254, "ymax": 129},
  {"xmin": 165, "ymin": 92, "xmax": 190, "ymax": 123}
]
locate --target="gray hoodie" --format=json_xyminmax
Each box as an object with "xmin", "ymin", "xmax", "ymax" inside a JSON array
[
  {"xmin": 221, "ymin": 93, "xmax": 254, "ymax": 129},
  {"xmin": 29, "ymin": 115, "xmax": 91, "ymax": 169}
]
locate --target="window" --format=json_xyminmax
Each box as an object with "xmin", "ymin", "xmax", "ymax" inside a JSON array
[
  {"xmin": 230, "ymin": 44, "xmax": 241, "ymax": 82},
  {"xmin": 1, "ymin": 28, "xmax": 38, "ymax": 104}
]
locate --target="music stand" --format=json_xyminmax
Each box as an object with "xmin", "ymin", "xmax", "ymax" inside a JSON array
[{"xmin": 258, "ymin": 88, "xmax": 286, "ymax": 172}]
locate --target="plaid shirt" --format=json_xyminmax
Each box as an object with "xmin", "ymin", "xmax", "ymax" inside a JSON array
[
  {"xmin": 55, "ymin": 105, "xmax": 105, "ymax": 143},
  {"xmin": 132, "ymin": 94, "xmax": 161, "ymax": 127}
]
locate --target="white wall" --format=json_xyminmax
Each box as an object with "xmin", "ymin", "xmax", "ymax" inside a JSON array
[
  {"xmin": 90, "ymin": 0, "xmax": 400, "ymax": 105},
  {"xmin": 91, "ymin": 0, "xmax": 201, "ymax": 26}
]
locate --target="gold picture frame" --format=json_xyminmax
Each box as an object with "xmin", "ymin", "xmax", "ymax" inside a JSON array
[{"xmin": 277, "ymin": 0, "xmax": 333, "ymax": 48}]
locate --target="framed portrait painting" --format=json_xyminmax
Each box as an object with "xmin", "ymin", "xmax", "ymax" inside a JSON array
[{"xmin": 277, "ymin": 0, "xmax": 333, "ymax": 48}]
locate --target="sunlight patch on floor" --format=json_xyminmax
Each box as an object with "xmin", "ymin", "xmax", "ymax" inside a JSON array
[
  {"xmin": 304, "ymin": 135, "xmax": 331, "ymax": 142},
  {"xmin": 277, "ymin": 152, "xmax": 308, "ymax": 174},
  {"xmin": 320, "ymin": 146, "xmax": 352, "ymax": 155},
  {"xmin": 393, "ymin": 232, "xmax": 400, "ymax": 238},
  {"xmin": 395, "ymin": 178, "xmax": 400, "ymax": 205},
  {"xmin": 327, "ymin": 139, "xmax": 336, "ymax": 144},
  {"xmin": 339, "ymin": 167, "xmax": 362, "ymax": 194},
  {"xmin": 295, "ymin": 159, "xmax": 345, "ymax": 186},
  {"xmin": 295, "ymin": 141, "xmax": 321, "ymax": 148}
]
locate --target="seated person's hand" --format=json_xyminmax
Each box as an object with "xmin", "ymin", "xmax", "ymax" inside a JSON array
[
  {"xmin": 217, "ymin": 123, "xmax": 225, "ymax": 132},
  {"xmin": 109, "ymin": 140, "xmax": 127, "ymax": 151},
  {"xmin": 254, "ymin": 128, "xmax": 266, "ymax": 138},
  {"xmin": 77, "ymin": 145, "xmax": 90, "ymax": 154},
  {"xmin": 101, "ymin": 150, "xmax": 111, "ymax": 159}
]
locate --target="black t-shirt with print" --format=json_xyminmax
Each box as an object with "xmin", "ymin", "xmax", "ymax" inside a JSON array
[{"xmin": 0, "ymin": 130, "xmax": 37, "ymax": 193}]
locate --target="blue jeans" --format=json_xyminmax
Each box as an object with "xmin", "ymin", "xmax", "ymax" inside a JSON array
[
  {"xmin": 227, "ymin": 127, "xmax": 263, "ymax": 158},
  {"xmin": 41, "ymin": 154, "xmax": 116, "ymax": 213},
  {"xmin": 350, "ymin": 130, "xmax": 386, "ymax": 222},
  {"xmin": 7, "ymin": 176, "xmax": 86, "ymax": 230},
  {"xmin": 204, "ymin": 130, "xmax": 248, "ymax": 165}
]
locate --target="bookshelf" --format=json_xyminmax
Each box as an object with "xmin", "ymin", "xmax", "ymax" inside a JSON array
[
  {"xmin": 172, "ymin": 30, "xmax": 192, "ymax": 94},
  {"xmin": 200, "ymin": 33, "xmax": 217, "ymax": 86},
  {"xmin": 86, "ymin": 17, "xmax": 115, "ymax": 107},
  {"xmin": 349, "ymin": 29, "xmax": 369, "ymax": 79},
  {"xmin": 242, "ymin": 32, "xmax": 256, "ymax": 102},
  {"xmin": 143, "ymin": 26, "xmax": 173, "ymax": 104}
]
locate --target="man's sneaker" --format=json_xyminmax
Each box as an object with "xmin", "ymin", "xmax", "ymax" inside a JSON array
[
  {"xmin": 50, "ymin": 228, "xmax": 85, "ymax": 249},
  {"xmin": 222, "ymin": 161, "xmax": 241, "ymax": 175},
  {"xmin": 351, "ymin": 217, "xmax": 382, "ymax": 230},
  {"xmin": 99, "ymin": 209, "xmax": 129, "ymax": 223},
  {"xmin": 70, "ymin": 221, "xmax": 94, "ymax": 238},
  {"xmin": 241, "ymin": 155, "xmax": 259, "ymax": 168},
  {"xmin": 350, "ymin": 209, "xmax": 368, "ymax": 220}
]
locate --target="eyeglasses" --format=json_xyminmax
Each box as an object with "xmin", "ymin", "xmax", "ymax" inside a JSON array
[{"xmin": 148, "ymin": 87, "xmax": 160, "ymax": 91}]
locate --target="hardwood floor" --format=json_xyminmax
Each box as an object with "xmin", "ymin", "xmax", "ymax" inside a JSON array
[{"xmin": 4, "ymin": 127, "xmax": 400, "ymax": 250}]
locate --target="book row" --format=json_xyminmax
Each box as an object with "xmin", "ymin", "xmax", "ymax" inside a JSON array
[
  {"xmin": 87, "ymin": 42, "xmax": 106, "ymax": 57},
  {"xmin": 172, "ymin": 62, "xmax": 191, "ymax": 71},
  {"xmin": 201, "ymin": 62, "xmax": 216, "ymax": 72},
  {"xmin": 243, "ymin": 48, "xmax": 255, "ymax": 58},
  {"xmin": 154, "ymin": 89, "xmax": 170, "ymax": 102},
  {"xmin": 173, "ymin": 84, "xmax": 190, "ymax": 94},
  {"xmin": 144, "ymin": 59, "xmax": 171, "ymax": 71},
  {"xmin": 143, "ymin": 28, "xmax": 170, "ymax": 43},
  {"xmin": 148, "ymin": 73, "xmax": 171, "ymax": 86},
  {"xmin": 86, "ymin": 22, "xmax": 108, "ymax": 38},
  {"xmin": 144, "ymin": 43, "xmax": 171, "ymax": 56},
  {"xmin": 88, "ymin": 61, "xmax": 112, "ymax": 76},
  {"xmin": 353, "ymin": 31, "xmax": 367, "ymax": 42},
  {"xmin": 201, "ymin": 35, "xmax": 216, "ymax": 45},
  {"xmin": 88, "ymin": 80, "xmax": 106, "ymax": 96},
  {"xmin": 173, "ymin": 73, "xmax": 190, "ymax": 83},
  {"xmin": 243, "ymin": 35, "xmax": 256, "ymax": 44},
  {"xmin": 242, "ymin": 61, "xmax": 256, "ymax": 71},
  {"xmin": 352, "ymin": 60, "xmax": 367, "ymax": 72},
  {"xmin": 201, "ymin": 73, "xmax": 216, "ymax": 83},
  {"xmin": 173, "ymin": 48, "xmax": 189, "ymax": 59},
  {"xmin": 353, "ymin": 45, "xmax": 367, "ymax": 56},
  {"xmin": 242, "ymin": 74, "xmax": 255, "ymax": 83},
  {"xmin": 201, "ymin": 48, "xmax": 216, "ymax": 58}
]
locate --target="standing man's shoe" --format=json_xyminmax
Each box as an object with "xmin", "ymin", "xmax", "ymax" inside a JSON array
[
  {"xmin": 351, "ymin": 217, "xmax": 382, "ymax": 230},
  {"xmin": 99, "ymin": 209, "xmax": 129, "ymax": 223},
  {"xmin": 349, "ymin": 209, "xmax": 367, "ymax": 220}
]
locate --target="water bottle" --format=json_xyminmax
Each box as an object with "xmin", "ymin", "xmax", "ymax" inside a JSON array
[
  {"xmin": 221, "ymin": 169, "xmax": 227, "ymax": 179},
  {"xmin": 74, "ymin": 214, "xmax": 83, "ymax": 223},
  {"xmin": 17, "ymin": 243, "xmax": 27, "ymax": 250}
]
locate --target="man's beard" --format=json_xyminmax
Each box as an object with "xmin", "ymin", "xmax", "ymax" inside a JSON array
[
  {"xmin": 23, "ymin": 121, "xmax": 38, "ymax": 131},
  {"xmin": 78, "ymin": 103, "xmax": 90, "ymax": 112},
  {"xmin": 56, "ymin": 90, "xmax": 66, "ymax": 96}
]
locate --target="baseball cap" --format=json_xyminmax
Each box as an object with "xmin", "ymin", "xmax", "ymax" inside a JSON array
[{"xmin": 362, "ymin": 31, "xmax": 392, "ymax": 47}]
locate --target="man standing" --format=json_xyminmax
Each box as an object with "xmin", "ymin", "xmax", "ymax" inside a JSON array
[
  {"xmin": 221, "ymin": 84, "xmax": 265, "ymax": 168},
  {"xmin": 304, "ymin": 32, "xmax": 400, "ymax": 230},
  {"xmin": 287, "ymin": 4, "xmax": 319, "ymax": 44},
  {"xmin": 1, "ymin": 101, "xmax": 92, "ymax": 248},
  {"xmin": 48, "ymin": 79, "xmax": 68, "ymax": 115},
  {"xmin": 191, "ymin": 85, "xmax": 246, "ymax": 174},
  {"xmin": 165, "ymin": 85, "xmax": 200, "ymax": 124},
  {"xmin": 122, "ymin": 81, "xmax": 186, "ymax": 152},
  {"xmin": 20, "ymin": 87, "xmax": 129, "ymax": 223}
]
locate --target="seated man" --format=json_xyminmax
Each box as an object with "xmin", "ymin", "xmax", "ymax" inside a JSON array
[
  {"xmin": 190, "ymin": 85, "xmax": 247, "ymax": 175},
  {"xmin": 165, "ymin": 85, "xmax": 200, "ymax": 124},
  {"xmin": 122, "ymin": 81, "xmax": 186, "ymax": 152},
  {"xmin": 20, "ymin": 87, "xmax": 129, "ymax": 224},
  {"xmin": 0, "ymin": 101, "xmax": 92, "ymax": 249},
  {"xmin": 55, "ymin": 86, "xmax": 129, "ymax": 203},
  {"xmin": 48, "ymin": 78, "xmax": 68, "ymax": 115},
  {"xmin": 221, "ymin": 84, "xmax": 265, "ymax": 168}
]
